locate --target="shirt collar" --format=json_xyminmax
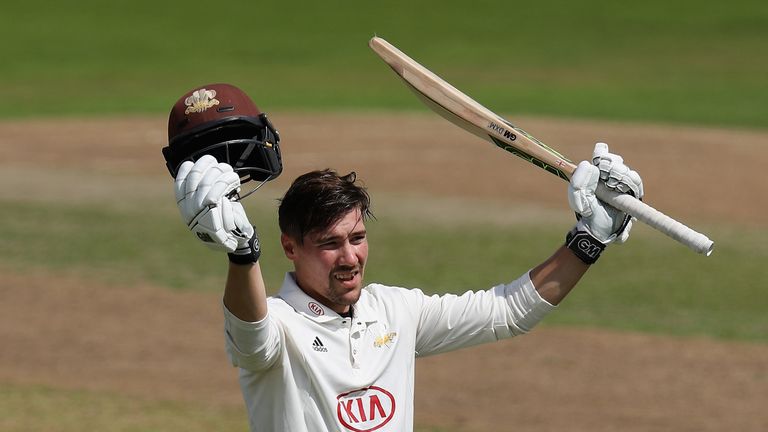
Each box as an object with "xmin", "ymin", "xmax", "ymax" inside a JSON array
[{"xmin": 277, "ymin": 272, "xmax": 378, "ymax": 325}]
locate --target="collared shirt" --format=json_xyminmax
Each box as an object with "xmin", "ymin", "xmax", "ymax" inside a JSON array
[{"xmin": 223, "ymin": 271, "xmax": 555, "ymax": 432}]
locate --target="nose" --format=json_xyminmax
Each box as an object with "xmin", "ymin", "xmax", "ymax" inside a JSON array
[{"xmin": 338, "ymin": 242, "xmax": 358, "ymax": 267}]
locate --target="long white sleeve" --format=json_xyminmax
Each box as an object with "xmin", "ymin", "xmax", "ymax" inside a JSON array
[
  {"xmin": 413, "ymin": 271, "xmax": 556, "ymax": 357},
  {"xmin": 222, "ymin": 302, "xmax": 282, "ymax": 371}
]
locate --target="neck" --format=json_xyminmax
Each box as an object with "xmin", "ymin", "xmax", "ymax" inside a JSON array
[{"xmin": 292, "ymin": 273, "xmax": 352, "ymax": 315}]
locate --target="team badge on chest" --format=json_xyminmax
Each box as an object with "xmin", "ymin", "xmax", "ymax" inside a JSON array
[{"xmin": 373, "ymin": 332, "xmax": 397, "ymax": 348}]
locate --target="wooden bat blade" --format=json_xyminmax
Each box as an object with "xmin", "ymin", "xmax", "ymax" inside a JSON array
[
  {"xmin": 370, "ymin": 36, "xmax": 575, "ymax": 182},
  {"xmin": 403, "ymin": 78, "xmax": 573, "ymax": 182},
  {"xmin": 369, "ymin": 36, "xmax": 714, "ymax": 256}
]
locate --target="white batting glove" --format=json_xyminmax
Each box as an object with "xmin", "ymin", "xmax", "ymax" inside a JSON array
[
  {"xmin": 174, "ymin": 155, "xmax": 255, "ymax": 254},
  {"xmin": 592, "ymin": 142, "xmax": 644, "ymax": 199},
  {"xmin": 566, "ymin": 143, "xmax": 643, "ymax": 263}
]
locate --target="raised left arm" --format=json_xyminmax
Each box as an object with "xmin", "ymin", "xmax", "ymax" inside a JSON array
[
  {"xmin": 529, "ymin": 246, "xmax": 589, "ymax": 305},
  {"xmin": 531, "ymin": 142, "xmax": 643, "ymax": 305}
]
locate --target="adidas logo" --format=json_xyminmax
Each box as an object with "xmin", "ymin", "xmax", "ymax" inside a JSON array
[{"xmin": 312, "ymin": 336, "xmax": 328, "ymax": 352}]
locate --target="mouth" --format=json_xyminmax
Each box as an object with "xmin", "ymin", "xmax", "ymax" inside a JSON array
[{"xmin": 332, "ymin": 268, "xmax": 361, "ymax": 284}]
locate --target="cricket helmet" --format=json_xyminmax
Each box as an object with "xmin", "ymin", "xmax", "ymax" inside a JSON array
[{"xmin": 162, "ymin": 83, "xmax": 282, "ymax": 183}]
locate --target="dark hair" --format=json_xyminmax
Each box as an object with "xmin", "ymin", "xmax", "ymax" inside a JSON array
[{"xmin": 278, "ymin": 169, "xmax": 373, "ymax": 243}]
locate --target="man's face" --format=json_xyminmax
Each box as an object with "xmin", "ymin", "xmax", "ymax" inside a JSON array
[{"xmin": 281, "ymin": 208, "xmax": 368, "ymax": 314}]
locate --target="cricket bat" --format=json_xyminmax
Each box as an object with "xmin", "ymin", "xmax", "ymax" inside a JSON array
[{"xmin": 369, "ymin": 36, "xmax": 713, "ymax": 255}]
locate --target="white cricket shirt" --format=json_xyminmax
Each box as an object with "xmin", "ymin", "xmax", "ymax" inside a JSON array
[{"xmin": 223, "ymin": 271, "xmax": 555, "ymax": 432}]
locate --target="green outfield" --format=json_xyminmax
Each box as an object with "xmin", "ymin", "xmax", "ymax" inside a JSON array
[
  {"xmin": 0, "ymin": 386, "xmax": 440, "ymax": 432},
  {"xmin": 1, "ymin": 199, "xmax": 766, "ymax": 342},
  {"xmin": 1, "ymin": 0, "xmax": 767, "ymax": 128},
  {"xmin": 0, "ymin": 384, "xmax": 247, "ymax": 432},
  {"xmin": 1, "ymin": 1, "xmax": 766, "ymax": 431}
]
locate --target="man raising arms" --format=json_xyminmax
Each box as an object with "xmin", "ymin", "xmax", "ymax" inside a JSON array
[{"xmin": 163, "ymin": 83, "xmax": 642, "ymax": 432}]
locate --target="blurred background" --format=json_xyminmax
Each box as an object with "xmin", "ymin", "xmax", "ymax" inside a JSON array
[
  {"xmin": 0, "ymin": 1, "xmax": 766, "ymax": 431},
  {"xmin": 2, "ymin": 0, "xmax": 767, "ymax": 126}
]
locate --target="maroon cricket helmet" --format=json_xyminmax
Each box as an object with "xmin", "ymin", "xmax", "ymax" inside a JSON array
[{"xmin": 162, "ymin": 83, "xmax": 282, "ymax": 183}]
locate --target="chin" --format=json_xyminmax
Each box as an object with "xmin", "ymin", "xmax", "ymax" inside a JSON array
[{"xmin": 334, "ymin": 287, "xmax": 362, "ymax": 306}]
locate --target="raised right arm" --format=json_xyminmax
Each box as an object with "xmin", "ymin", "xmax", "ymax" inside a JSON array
[
  {"xmin": 224, "ymin": 262, "xmax": 268, "ymax": 322},
  {"xmin": 222, "ymin": 260, "xmax": 282, "ymax": 371},
  {"xmin": 173, "ymin": 155, "xmax": 270, "ymax": 322}
]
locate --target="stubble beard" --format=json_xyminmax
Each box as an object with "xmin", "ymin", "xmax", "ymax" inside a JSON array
[{"xmin": 328, "ymin": 265, "xmax": 364, "ymax": 307}]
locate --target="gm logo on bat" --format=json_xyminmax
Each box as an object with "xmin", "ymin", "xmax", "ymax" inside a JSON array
[{"xmin": 488, "ymin": 121, "xmax": 517, "ymax": 141}]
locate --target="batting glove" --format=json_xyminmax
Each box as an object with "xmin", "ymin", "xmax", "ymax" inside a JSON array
[
  {"xmin": 566, "ymin": 143, "xmax": 643, "ymax": 263},
  {"xmin": 174, "ymin": 155, "xmax": 259, "ymax": 262}
]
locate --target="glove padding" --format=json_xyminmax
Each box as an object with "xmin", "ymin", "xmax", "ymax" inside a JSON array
[
  {"xmin": 174, "ymin": 155, "xmax": 254, "ymax": 253},
  {"xmin": 568, "ymin": 143, "xmax": 644, "ymax": 244}
]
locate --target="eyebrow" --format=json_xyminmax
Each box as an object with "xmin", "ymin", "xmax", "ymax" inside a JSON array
[{"xmin": 313, "ymin": 228, "xmax": 367, "ymax": 245}]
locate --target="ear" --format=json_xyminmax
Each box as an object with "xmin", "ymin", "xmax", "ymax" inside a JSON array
[{"xmin": 281, "ymin": 233, "xmax": 298, "ymax": 260}]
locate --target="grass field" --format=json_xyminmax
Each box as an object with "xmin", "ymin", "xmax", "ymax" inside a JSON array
[
  {"xmin": 2, "ymin": 117, "xmax": 766, "ymax": 431},
  {"xmin": 1, "ymin": 1, "xmax": 767, "ymax": 431},
  {"xmin": 0, "ymin": 385, "xmax": 444, "ymax": 432},
  {"xmin": 1, "ymin": 0, "xmax": 767, "ymax": 128},
  {"xmin": 0, "ymin": 198, "xmax": 765, "ymax": 343},
  {"xmin": 0, "ymin": 384, "xmax": 248, "ymax": 432}
]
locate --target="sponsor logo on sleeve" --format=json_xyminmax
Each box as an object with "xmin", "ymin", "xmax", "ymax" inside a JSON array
[{"xmin": 337, "ymin": 386, "xmax": 395, "ymax": 431}]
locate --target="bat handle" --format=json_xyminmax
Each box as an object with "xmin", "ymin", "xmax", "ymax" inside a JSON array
[{"xmin": 595, "ymin": 183, "xmax": 714, "ymax": 255}]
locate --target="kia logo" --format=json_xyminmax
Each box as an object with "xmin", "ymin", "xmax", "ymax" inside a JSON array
[
  {"xmin": 308, "ymin": 302, "xmax": 324, "ymax": 316},
  {"xmin": 337, "ymin": 386, "xmax": 396, "ymax": 431}
]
